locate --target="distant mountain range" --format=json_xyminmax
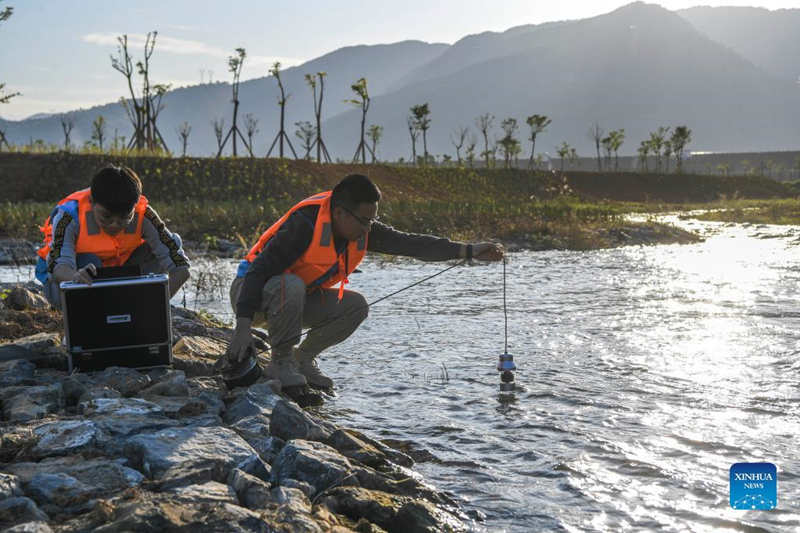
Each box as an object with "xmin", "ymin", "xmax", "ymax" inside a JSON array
[{"xmin": 2, "ymin": 2, "xmax": 798, "ymax": 159}]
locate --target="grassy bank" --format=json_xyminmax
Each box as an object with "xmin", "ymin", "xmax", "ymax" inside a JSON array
[
  {"xmin": 683, "ymin": 198, "xmax": 800, "ymax": 225},
  {"xmin": 0, "ymin": 153, "xmax": 795, "ymax": 251}
]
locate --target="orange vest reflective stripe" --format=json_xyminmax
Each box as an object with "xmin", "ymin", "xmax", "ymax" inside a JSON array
[
  {"xmin": 37, "ymin": 188, "xmax": 149, "ymax": 267},
  {"xmin": 243, "ymin": 191, "xmax": 367, "ymax": 295}
]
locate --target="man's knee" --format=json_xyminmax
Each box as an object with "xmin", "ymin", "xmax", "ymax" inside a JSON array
[
  {"xmin": 347, "ymin": 291, "xmax": 369, "ymax": 325},
  {"xmin": 264, "ymin": 273, "xmax": 306, "ymax": 302}
]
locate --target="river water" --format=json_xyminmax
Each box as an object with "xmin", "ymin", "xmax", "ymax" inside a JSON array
[{"xmin": 4, "ymin": 216, "xmax": 799, "ymax": 532}]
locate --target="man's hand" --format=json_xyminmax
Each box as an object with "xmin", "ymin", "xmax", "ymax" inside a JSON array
[
  {"xmin": 71, "ymin": 264, "xmax": 96, "ymax": 285},
  {"xmin": 226, "ymin": 318, "xmax": 255, "ymax": 364},
  {"xmin": 472, "ymin": 242, "xmax": 504, "ymax": 261}
]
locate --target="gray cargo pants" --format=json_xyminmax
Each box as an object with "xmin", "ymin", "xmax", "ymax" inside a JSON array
[{"xmin": 229, "ymin": 273, "xmax": 369, "ymax": 360}]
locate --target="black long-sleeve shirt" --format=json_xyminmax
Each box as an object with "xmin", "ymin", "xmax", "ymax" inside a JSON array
[{"xmin": 236, "ymin": 205, "xmax": 463, "ymax": 319}]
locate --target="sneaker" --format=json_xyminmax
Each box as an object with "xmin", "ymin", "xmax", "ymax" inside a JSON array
[
  {"xmin": 263, "ymin": 356, "xmax": 307, "ymax": 388},
  {"xmin": 295, "ymin": 356, "xmax": 334, "ymax": 389}
]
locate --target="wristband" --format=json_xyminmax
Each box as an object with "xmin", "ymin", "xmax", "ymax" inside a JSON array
[{"xmin": 466, "ymin": 244, "xmax": 473, "ymax": 260}]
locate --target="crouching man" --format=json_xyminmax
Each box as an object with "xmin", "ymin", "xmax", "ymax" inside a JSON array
[
  {"xmin": 227, "ymin": 173, "xmax": 503, "ymax": 389},
  {"xmin": 35, "ymin": 165, "xmax": 190, "ymax": 308}
]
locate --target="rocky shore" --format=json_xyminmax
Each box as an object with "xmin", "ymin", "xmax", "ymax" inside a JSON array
[{"xmin": 0, "ymin": 286, "xmax": 470, "ymax": 532}]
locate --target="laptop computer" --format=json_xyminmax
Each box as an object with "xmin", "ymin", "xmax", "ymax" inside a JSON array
[{"xmin": 60, "ymin": 274, "xmax": 172, "ymax": 372}]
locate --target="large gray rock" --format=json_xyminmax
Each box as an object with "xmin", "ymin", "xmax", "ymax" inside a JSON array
[
  {"xmin": 269, "ymin": 399, "xmax": 335, "ymax": 442},
  {"xmin": 90, "ymin": 366, "xmax": 151, "ymax": 396},
  {"xmin": 326, "ymin": 429, "xmax": 393, "ymax": 470},
  {"xmin": 232, "ymin": 417, "xmax": 285, "ymax": 464},
  {"xmin": 321, "ymin": 486, "xmax": 467, "ymax": 533},
  {"xmin": 123, "ymin": 426, "xmax": 260, "ymax": 484},
  {"xmin": 0, "ymin": 472, "xmax": 23, "ymax": 498},
  {"xmin": 3, "ymin": 522, "xmax": 54, "ymax": 533},
  {"xmin": 271, "ymin": 439, "xmax": 355, "ymax": 498},
  {"xmin": 6, "ymin": 457, "xmax": 144, "ymax": 497},
  {"xmin": 25, "ymin": 472, "xmax": 95, "ymax": 509},
  {"xmin": 171, "ymin": 335, "xmax": 227, "ymax": 377},
  {"xmin": 0, "ymin": 334, "xmax": 67, "ymax": 370},
  {"xmin": 59, "ymin": 375, "xmax": 89, "ymax": 407},
  {"xmin": 4, "ymin": 287, "xmax": 50, "ymax": 310},
  {"xmin": 0, "ymin": 358, "xmax": 35, "ymax": 385},
  {"xmin": 224, "ymin": 382, "xmax": 282, "ymax": 424},
  {"xmin": 1, "ymin": 384, "xmax": 64, "ymax": 422},
  {"xmin": 76, "ymin": 385, "xmax": 121, "ymax": 405},
  {"xmin": 265, "ymin": 486, "xmax": 326, "ymax": 533},
  {"xmin": 0, "ymin": 497, "xmax": 49, "ymax": 530},
  {"xmin": 31, "ymin": 419, "xmax": 101, "ymax": 458},
  {"xmin": 79, "ymin": 397, "xmax": 164, "ymax": 417},
  {"xmin": 167, "ymin": 481, "xmax": 238, "ymax": 506},
  {"xmin": 90, "ymin": 494, "xmax": 272, "ymax": 532},
  {"xmin": 0, "ymin": 427, "xmax": 37, "ymax": 463},
  {"xmin": 228, "ymin": 468, "xmax": 272, "ymax": 510},
  {"xmin": 140, "ymin": 369, "xmax": 189, "ymax": 397}
]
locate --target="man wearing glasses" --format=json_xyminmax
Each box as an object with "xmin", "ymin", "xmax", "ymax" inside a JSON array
[
  {"xmin": 36, "ymin": 166, "xmax": 190, "ymax": 309},
  {"xmin": 227, "ymin": 173, "xmax": 503, "ymax": 389}
]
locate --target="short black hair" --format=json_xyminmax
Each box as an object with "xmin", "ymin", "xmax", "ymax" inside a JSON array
[
  {"xmin": 90, "ymin": 166, "xmax": 142, "ymax": 214},
  {"xmin": 331, "ymin": 174, "xmax": 381, "ymax": 210}
]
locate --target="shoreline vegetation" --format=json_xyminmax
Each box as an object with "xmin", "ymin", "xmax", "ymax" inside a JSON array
[{"xmin": 0, "ymin": 153, "xmax": 797, "ymax": 262}]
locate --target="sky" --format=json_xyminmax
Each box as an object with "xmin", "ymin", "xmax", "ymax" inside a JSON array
[{"xmin": 1, "ymin": 0, "xmax": 798, "ymax": 120}]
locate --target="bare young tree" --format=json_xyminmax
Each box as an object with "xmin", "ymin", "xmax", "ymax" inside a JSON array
[
  {"xmin": 609, "ymin": 129, "xmax": 625, "ymax": 171},
  {"xmin": 91, "ymin": 115, "xmax": 107, "ymax": 151},
  {"xmin": 304, "ymin": 72, "xmax": 332, "ymax": 163},
  {"xmin": 465, "ymin": 134, "xmax": 477, "ymax": 168},
  {"xmin": 60, "ymin": 115, "xmax": 75, "ymax": 150},
  {"xmin": 294, "ymin": 121, "xmax": 315, "ymax": 160},
  {"xmin": 410, "ymin": 103, "xmax": 431, "ymax": 165},
  {"xmin": 348, "ymin": 78, "xmax": 373, "ymax": 164},
  {"xmin": 212, "ymin": 117, "xmax": 225, "ymax": 156},
  {"xmin": 556, "ymin": 141, "xmax": 576, "ymax": 172},
  {"xmin": 0, "ymin": 128, "xmax": 9, "ymax": 150},
  {"xmin": 217, "ymin": 48, "xmax": 252, "ymax": 157},
  {"xmin": 637, "ymin": 140, "xmax": 650, "ymax": 172},
  {"xmin": 475, "ymin": 113, "xmax": 494, "ymax": 168},
  {"xmin": 177, "ymin": 121, "xmax": 191, "ymax": 157},
  {"xmin": 407, "ymin": 116, "xmax": 419, "ymax": 165},
  {"xmin": 266, "ymin": 62, "xmax": 297, "ymax": 159},
  {"xmin": 588, "ymin": 122, "xmax": 604, "ymax": 171},
  {"xmin": 601, "ymin": 134, "xmax": 613, "ymax": 170},
  {"xmin": 110, "ymin": 32, "xmax": 170, "ymax": 152},
  {"xmin": 526, "ymin": 114, "xmax": 551, "ymax": 169},
  {"xmin": 367, "ymin": 124, "xmax": 383, "ymax": 163},
  {"xmin": 450, "ymin": 126, "xmax": 468, "ymax": 164},
  {"xmin": 649, "ymin": 126, "xmax": 670, "ymax": 172},
  {"xmin": 244, "ymin": 113, "xmax": 259, "ymax": 156},
  {"xmin": 499, "ymin": 118, "xmax": 521, "ymax": 169},
  {"xmin": 670, "ymin": 126, "xmax": 692, "ymax": 173}
]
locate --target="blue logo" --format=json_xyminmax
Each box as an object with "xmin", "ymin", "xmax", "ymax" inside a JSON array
[{"xmin": 730, "ymin": 463, "xmax": 777, "ymax": 510}]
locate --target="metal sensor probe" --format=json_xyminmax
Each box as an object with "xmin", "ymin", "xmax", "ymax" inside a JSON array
[{"xmin": 498, "ymin": 352, "xmax": 516, "ymax": 392}]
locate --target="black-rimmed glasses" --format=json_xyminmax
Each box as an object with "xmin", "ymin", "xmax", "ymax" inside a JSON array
[{"xmin": 342, "ymin": 206, "xmax": 379, "ymax": 227}]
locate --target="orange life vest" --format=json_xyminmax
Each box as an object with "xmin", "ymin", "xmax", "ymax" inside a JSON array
[
  {"xmin": 240, "ymin": 191, "xmax": 367, "ymax": 299},
  {"xmin": 37, "ymin": 188, "xmax": 149, "ymax": 267}
]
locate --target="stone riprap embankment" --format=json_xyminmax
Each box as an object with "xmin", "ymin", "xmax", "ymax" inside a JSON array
[{"xmin": 0, "ymin": 287, "xmax": 469, "ymax": 533}]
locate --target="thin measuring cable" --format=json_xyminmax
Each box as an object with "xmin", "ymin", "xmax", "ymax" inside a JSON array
[
  {"xmin": 266, "ymin": 258, "xmax": 468, "ymax": 353},
  {"xmin": 503, "ymin": 257, "xmax": 508, "ymax": 354}
]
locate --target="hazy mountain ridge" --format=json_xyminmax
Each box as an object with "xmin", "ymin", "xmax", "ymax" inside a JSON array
[
  {"xmin": 678, "ymin": 6, "xmax": 800, "ymax": 82},
  {"xmin": 2, "ymin": 2, "xmax": 799, "ymax": 159},
  {"xmin": 323, "ymin": 2, "xmax": 800, "ymax": 159}
]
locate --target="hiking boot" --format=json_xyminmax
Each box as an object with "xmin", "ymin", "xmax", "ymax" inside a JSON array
[
  {"xmin": 263, "ymin": 356, "xmax": 307, "ymax": 388},
  {"xmin": 295, "ymin": 356, "xmax": 334, "ymax": 389}
]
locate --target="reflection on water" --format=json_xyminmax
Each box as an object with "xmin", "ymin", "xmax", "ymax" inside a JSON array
[{"xmin": 3, "ymin": 217, "xmax": 799, "ymax": 532}]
